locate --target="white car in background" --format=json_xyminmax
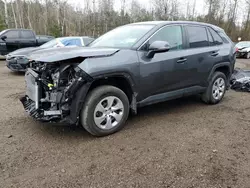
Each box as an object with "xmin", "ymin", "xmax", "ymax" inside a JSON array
[
  {"xmin": 236, "ymin": 41, "xmax": 250, "ymax": 58},
  {"xmin": 6, "ymin": 36, "xmax": 95, "ymax": 72}
]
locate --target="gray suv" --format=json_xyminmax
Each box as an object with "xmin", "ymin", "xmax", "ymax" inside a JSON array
[{"xmin": 20, "ymin": 21, "xmax": 236, "ymax": 136}]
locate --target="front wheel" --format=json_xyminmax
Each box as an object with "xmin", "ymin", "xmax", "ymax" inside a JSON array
[
  {"xmin": 201, "ymin": 72, "xmax": 227, "ymax": 104},
  {"xmin": 81, "ymin": 86, "xmax": 130, "ymax": 136}
]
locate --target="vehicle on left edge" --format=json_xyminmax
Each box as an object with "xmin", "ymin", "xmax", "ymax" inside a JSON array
[
  {"xmin": 0, "ymin": 29, "xmax": 54, "ymax": 56},
  {"xmin": 6, "ymin": 36, "xmax": 95, "ymax": 72}
]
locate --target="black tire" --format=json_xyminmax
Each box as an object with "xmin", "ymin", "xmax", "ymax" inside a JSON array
[
  {"xmin": 201, "ymin": 72, "xmax": 227, "ymax": 104},
  {"xmin": 81, "ymin": 85, "xmax": 130, "ymax": 137}
]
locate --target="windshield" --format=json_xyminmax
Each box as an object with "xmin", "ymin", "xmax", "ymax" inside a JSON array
[
  {"xmin": 236, "ymin": 42, "xmax": 250, "ymax": 48},
  {"xmin": 90, "ymin": 25, "xmax": 154, "ymax": 48},
  {"xmin": 40, "ymin": 39, "xmax": 60, "ymax": 48}
]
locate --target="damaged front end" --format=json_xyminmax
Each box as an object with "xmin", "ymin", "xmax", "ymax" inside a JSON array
[{"xmin": 20, "ymin": 59, "xmax": 93, "ymax": 124}]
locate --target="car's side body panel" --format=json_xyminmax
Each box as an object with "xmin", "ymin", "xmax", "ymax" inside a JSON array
[
  {"xmin": 78, "ymin": 50, "xmax": 140, "ymax": 93},
  {"xmin": 19, "ymin": 21, "xmax": 236, "ymax": 126}
]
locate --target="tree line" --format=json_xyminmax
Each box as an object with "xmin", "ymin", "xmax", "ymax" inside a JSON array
[{"xmin": 0, "ymin": 0, "xmax": 249, "ymax": 42}]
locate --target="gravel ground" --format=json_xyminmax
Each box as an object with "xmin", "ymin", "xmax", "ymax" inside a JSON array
[{"xmin": 1, "ymin": 59, "xmax": 250, "ymax": 188}]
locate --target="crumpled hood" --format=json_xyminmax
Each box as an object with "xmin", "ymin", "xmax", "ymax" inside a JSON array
[
  {"xmin": 28, "ymin": 46, "xmax": 120, "ymax": 63},
  {"xmin": 8, "ymin": 47, "xmax": 42, "ymax": 56}
]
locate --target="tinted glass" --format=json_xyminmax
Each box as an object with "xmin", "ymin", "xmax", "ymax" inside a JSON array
[
  {"xmin": 218, "ymin": 32, "xmax": 230, "ymax": 43},
  {"xmin": 186, "ymin": 26, "xmax": 209, "ymax": 48},
  {"xmin": 21, "ymin": 31, "xmax": 34, "ymax": 39},
  {"xmin": 207, "ymin": 28, "xmax": 214, "ymax": 46},
  {"xmin": 145, "ymin": 25, "xmax": 183, "ymax": 51},
  {"xmin": 90, "ymin": 25, "xmax": 154, "ymax": 48},
  {"xmin": 5, "ymin": 31, "xmax": 19, "ymax": 39},
  {"xmin": 209, "ymin": 28, "xmax": 223, "ymax": 45}
]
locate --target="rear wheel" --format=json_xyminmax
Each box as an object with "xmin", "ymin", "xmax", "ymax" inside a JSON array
[
  {"xmin": 201, "ymin": 72, "xmax": 227, "ymax": 104},
  {"xmin": 81, "ymin": 85, "xmax": 129, "ymax": 136}
]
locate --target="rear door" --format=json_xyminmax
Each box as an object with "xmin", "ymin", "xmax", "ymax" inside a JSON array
[
  {"xmin": 19, "ymin": 30, "xmax": 37, "ymax": 48},
  {"xmin": 4, "ymin": 30, "xmax": 20, "ymax": 53},
  {"xmin": 182, "ymin": 25, "xmax": 222, "ymax": 89}
]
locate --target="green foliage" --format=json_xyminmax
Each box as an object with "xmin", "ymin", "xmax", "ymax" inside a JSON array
[
  {"xmin": 0, "ymin": 15, "xmax": 6, "ymax": 31},
  {"xmin": 48, "ymin": 24, "xmax": 61, "ymax": 38}
]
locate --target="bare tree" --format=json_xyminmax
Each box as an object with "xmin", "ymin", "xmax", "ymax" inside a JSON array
[
  {"xmin": 3, "ymin": 0, "xmax": 9, "ymax": 27},
  {"xmin": 11, "ymin": 0, "xmax": 17, "ymax": 28},
  {"xmin": 0, "ymin": 0, "xmax": 249, "ymax": 41}
]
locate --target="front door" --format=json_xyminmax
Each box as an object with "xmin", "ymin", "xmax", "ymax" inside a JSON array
[
  {"xmin": 137, "ymin": 25, "xmax": 191, "ymax": 101},
  {"xmin": 4, "ymin": 30, "xmax": 20, "ymax": 54}
]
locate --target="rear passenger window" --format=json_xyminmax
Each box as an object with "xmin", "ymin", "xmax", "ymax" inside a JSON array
[
  {"xmin": 5, "ymin": 31, "xmax": 19, "ymax": 39},
  {"xmin": 145, "ymin": 25, "xmax": 183, "ymax": 51},
  {"xmin": 21, "ymin": 31, "xmax": 34, "ymax": 39},
  {"xmin": 186, "ymin": 26, "xmax": 209, "ymax": 48},
  {"xmin": 208, "ymin": 28, "xmax": 223, "ymax": 45}
]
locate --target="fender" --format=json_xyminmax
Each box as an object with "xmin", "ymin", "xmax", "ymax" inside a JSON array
[
  {"xmin": 207, "ymin": 62, "xmax": 232, "ymax": 88},
  {"xmin": 92, "ymin": 71, "xmax": 138, "ymax": 93},
  {"xmin": 91, "ymin": 72, "xmax": 138, "ymax": 115},
  {"xmin": 208, "ymin": 62, "xmax": 232, "ymax": 81},
  {"xmin": 64, "ymin": 71, "xmax": 138, "ymax": 124}
]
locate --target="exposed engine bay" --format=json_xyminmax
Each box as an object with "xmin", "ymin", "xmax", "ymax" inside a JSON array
[{"xmin": 20, "ymin": 58, "xmax": 93, "ymax": 124}]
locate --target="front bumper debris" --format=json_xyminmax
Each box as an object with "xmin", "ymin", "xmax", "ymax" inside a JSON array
[
  {"xmin": 20, "ymin": 67, "xmax": 93, "ymax": 124},
  {"xmin": 20, "ymin": 68, "xmax": 63, "ymax": 121},
  {"xmin": 20, "ymin": 96, "xmax": 62, "ymax": 122},
  {"xmin": 236, "ymin": 51, "xmax": 247, "ymax": 58}
]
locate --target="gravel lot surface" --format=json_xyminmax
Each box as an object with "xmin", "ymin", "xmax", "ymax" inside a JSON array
[{"xmin": 1, "ymin": 59, "xmax": 250, "ymax": 188}]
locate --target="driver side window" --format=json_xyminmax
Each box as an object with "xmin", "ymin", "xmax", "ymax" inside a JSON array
[{"xmin": 143, "ymin": 25, "xmax": 183, "ymax": 51}]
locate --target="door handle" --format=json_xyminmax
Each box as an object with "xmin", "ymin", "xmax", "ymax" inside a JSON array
[
  {"xmin": 211, "ymin": 51, "xmax": 219, "ymax": 57},
  {"xmin": 177, "ymin": 58, "xmax": 187, "ymax": 63}
]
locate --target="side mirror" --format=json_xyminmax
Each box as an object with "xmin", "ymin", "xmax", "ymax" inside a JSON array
[
  {"xmin": 1, "ymin": 35, "xmax": 7, "ymax": 41},
  {"xmin": 146, "ymin": 41, "xmax": 170, "ymax": 58}
]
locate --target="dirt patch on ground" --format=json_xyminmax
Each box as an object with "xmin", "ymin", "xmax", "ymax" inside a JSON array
[{"xmin": 1, "ymin": 60, "xmax": 250, "ymax": 187}]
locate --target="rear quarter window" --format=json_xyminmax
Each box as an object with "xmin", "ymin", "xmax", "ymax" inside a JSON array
[
  {"xmin": 208, "ymin": 28, "xmax": 223, "ymax": 45},
  {"xmin": 218, "ymin": 32, "xmax": 230, "ymax": 44}
]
